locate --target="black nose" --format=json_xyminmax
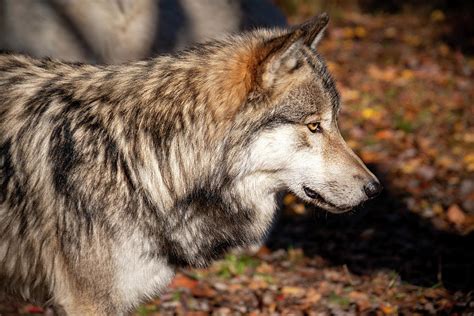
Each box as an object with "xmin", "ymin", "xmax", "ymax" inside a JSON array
[{"xmin": 364, "ymin": 181, "xmax": 382, "ymax": 199}]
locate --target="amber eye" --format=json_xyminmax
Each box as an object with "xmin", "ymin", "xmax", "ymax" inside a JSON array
[{"xmin": 307, "ymin": 122, "xmax": 322, "ymax": 133}]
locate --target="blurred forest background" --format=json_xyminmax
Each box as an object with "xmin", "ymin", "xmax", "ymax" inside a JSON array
[{"xmin": 1, "ymin": 0, "xmax": 473, "ymax": 315}]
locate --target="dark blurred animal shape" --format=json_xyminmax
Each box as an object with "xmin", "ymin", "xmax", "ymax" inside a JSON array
[{"xmin": 0, "ymin": 0, "xmax": 286, "ymax": 63}]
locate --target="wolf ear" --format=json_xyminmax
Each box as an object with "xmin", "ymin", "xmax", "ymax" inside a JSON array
[
  {"xmin": 259, "ymin": 13, "xmax": 329, "ymax": 89},
  {"xmin": 260, "ymin": 30, "xmax": 305, "ymax": 89},
  {"xmin": 299, "ymin": 12, "xmax": 329, "ymax": 49}
]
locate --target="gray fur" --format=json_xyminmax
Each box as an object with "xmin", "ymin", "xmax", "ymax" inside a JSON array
[{"xmin": 0, "ymin": 15, "xmax": 379, "ymax": 315}]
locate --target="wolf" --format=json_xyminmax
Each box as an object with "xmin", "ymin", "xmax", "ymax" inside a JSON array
[{"xmin": 0, "ymin": 14, "xmax": 381, "ymax": 315}]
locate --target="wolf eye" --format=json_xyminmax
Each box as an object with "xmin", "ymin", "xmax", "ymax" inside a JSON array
[{"xmin": 307, "ymin": 122, "xmax": 322, "ymax": 133}]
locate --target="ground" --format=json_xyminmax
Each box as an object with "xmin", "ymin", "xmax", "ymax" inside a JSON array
[{"xmin": 1, "ymin": 2, "xmax": 473, "ymax": 316}]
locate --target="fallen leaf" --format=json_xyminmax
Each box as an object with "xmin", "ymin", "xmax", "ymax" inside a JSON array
[
  {"xmin": 464, "ymin": 153, "xmax": 474, "ymax": 171},
  {"xmin": 432, "ymin": 203, "xmax": 444, "ymax": 215},
  {"xmin": 288, "ymin": 248, "xmax": 304, "ymax": 262},
  {"xmin": 417, "ymin": 165, "xmax": 436, "ymax": 181},
  {"xmin": 342, "ymin": 27, "xmax": 355, "ymax": 39},
  {"xmin": 248, "ymin": 279, "xmax": 269, "ymax": 290},
  {"xmin": 191, "ymin": 283, "xmax": 216, "ymax": 298},
  {"xmin": 170, "ymin": 274, "xmax": 198, "ymax": 290},
  {"xmin": 305, "ymin": 288, "xmax": 322, "ymax": 304},
  {"xmin": 368, "ymin": 64, "xmax": 397, "ymax": 81},
  {"xmin": 380, "ymin": 303, "xmax": 398, "ymax": 314},
  {"xmin": 400, "ymin": 158, "xmax": 422, "ymax": 174},
  {"xmin": 281, "ymin": 286, "xmax": 305, "ymax": 296},
  {"xmin": 354, "ymin": 26, "xmax": 367, "ymax": 38},
  {"xmin": 384, "ymin": 26, "xmax": 398, "ymax": 38},
  {"xmin": 341, "ymin": 88, "xmax": 361, "ymax": 102},
  {"xmin": 349, "ymin": 291, "xmax": 371, "ymax": 311},
  {"xmin": 447, "ymin": 204, "xmax": 466, "ymax": 226},
  {"xmin": 360, "ymin": 150, "xmax": 382, "ymax": 163},
  {"xmin": 430, "ymin": 10, "xmax": 445, "ymax": 22},
  {"xmin": 256, "ymin": 262, "xmax": 274, "ymax": 274},
  {"xmin": 375, "ymin": 130, "xmax": 394, "ymax": 140},
  {"xmin": 361, "ymin": 108, "xmax": 379, "ymax": 120},
  {"xmin": 256, "ymin": 246, "xmax": 272, "ymax": 257},
  {"xmin": 185, "ymin": 312, "xmax": 208, "ymax": 316}
]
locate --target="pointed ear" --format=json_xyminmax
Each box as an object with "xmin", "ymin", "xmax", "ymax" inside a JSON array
[
  {"xmin": 256, "ymin": 13, "xmax": 329, "ymax": 91},
  {"xmin": 299, "ymin": 12, "xmax": 329, "ymax": 49},
  {"xmin": 259, "ymin": 30, "xmax": 305, "ymax": 89}
]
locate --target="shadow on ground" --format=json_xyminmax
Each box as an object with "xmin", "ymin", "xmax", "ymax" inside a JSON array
[{"xmin": 266, "ymin": 164, "xmax": 474, "ymax": 292}]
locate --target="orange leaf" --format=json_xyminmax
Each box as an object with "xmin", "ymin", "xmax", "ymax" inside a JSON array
[
  {"xmin": 380, "ymin": 303, "xmax": 397, "ymax": 314},
  {"xmin": 281, "ymin": 286, "xmax": 305, "ymax": 296},
  {"xmin": 447, "ymin": 204, "xmax": 466, "ymax": 226},
  {"xmin": 191, "ymin": 283, "xmax": 216, "ymax": 298},
  {"xmin": 375, "ymin": 130, "xmax": 394, "ymax": 140},
  {"xmin": 170, "ymin": 274, "xmax": 198, "ymax": 290}
]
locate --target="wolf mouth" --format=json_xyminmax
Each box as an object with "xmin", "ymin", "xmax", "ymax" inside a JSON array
[{"xmin": 303, "ymin": 186, "xmax": 350, "ymax": 212}]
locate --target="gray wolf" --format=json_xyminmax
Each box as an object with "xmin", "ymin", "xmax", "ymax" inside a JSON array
[
  {"xmin": 0, "ymin": 0, "xmax": 286, "ymax": 64},
  {"xmin": 0, "ymin": 14, "xmax": 381, "ymax": 315}
]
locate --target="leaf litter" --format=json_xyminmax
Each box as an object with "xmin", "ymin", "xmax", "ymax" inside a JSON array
[{"xmin": 2, "ymin": 3, "xmax": 473, "ymax": 316}]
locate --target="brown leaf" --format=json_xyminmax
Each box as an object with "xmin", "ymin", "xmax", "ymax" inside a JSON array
[
  {"xmin": 380, "ymin": 303, "xmax": 398, "ymax": 314},
  {"xmin": 375, "ymin": 130, "xmax": 394, "ymax": 140},
  {"xmin": 248, "ymin": 279, "xmax": 268, "ymax": 290},
  {"xmin": 304, "ymin": 288, "xmax": 322, "ymax": 304},
  {"xmin": 360, "ymin": 150, "xmax": 382, "ymax": 164},
  {"xmin": 170, "ymin": 274, "xmax": 198, "ymax": 290},
  {"xmin": 447, "ymin": 204, "xmax": 466, "ymax": 226},
  {"xmin": 256, "ymin": 262, "xmax": 274, "ymax": 274},
  {"xmin": 256, "ymin": 246, "xmax": 272, "ymax": 257},
  {"xmin": 191, "ymin": 283, "xmax": 216, "ymax": 298},
  {"xmin": 185, "ymin": 312, "xmax": 208, "ymax": 316},
  {"xmin": 281, "ymin": 286, "xmax": 305, "ymax": 297},
  {"xmin": 349, "ymin": 291, "xmax": 371, "ymax": 311}
]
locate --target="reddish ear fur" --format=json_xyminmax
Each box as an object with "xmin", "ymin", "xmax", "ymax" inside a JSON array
[
  {"xmin": 255, "ymin": 13, "xmax": 330, "ymax": 94},
  {"xmin": 211, "ymin": 13, "xmax": 329, "ymax": 120}
]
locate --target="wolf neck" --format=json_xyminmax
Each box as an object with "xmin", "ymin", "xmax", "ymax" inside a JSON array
[
  {"xmin": 118, "ymin": 41, "xmax": 280, "ymax": 264},
  {"xmin": 132, "ymin": 39, "xmax": 260, "ymax": 123},
  {"xmin": 124, "ymin": 39, "xmax": 272, "ymax": 208}
]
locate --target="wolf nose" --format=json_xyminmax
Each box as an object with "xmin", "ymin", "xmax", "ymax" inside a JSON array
[{"xmin": 364, "ymin": 181, "xmax": 382, "ymax": 199}]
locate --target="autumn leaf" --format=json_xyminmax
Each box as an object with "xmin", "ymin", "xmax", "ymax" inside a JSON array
[{"xmin": 447, "ymin": 204, "xmax": 466, "ymax": 226}]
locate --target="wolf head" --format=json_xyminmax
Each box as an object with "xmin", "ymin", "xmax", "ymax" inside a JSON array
[{"xmin": 226, "ymin": 13, "xmax": 381, "ymax": 213}]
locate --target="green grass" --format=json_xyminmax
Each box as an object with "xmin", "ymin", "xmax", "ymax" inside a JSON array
[
  {"xmin": 217, "ymin": 254, "xmax": 259, "ymax": 278},
  {"xmin": 394, "ymin": 114, "xmax": 415, "ymax": 133},
  {"xmin": 329, "ymin": 292, "xmax": 351, "ymax": 309},
  {"xmin": 136, "ymin": 305, "xmax": 157, "ymax": 316}
]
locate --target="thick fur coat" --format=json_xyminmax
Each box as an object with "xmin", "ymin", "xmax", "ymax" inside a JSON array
[{"xmin": 0, "ymin": 14, "xmax": 380, "ymax": 315}]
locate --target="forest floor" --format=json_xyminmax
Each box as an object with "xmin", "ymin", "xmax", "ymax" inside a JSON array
[{"xmin": 2, "ymin": 4, "xmax": 473, "ymax": 316}]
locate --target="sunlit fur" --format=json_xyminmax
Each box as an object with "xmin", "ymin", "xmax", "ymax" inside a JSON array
[{"xmin": 0, "ymin": 14, "xmax": 378, "ymax": 314}]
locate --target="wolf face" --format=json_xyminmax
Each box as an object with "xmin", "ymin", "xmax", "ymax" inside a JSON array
[
  {"xmin": 237, "ymin": 14, "xmax": 381, "ymax": 213},
  {"xmin": 246, "ymin": 108, "xmax": 381, "ymax": 213}
]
